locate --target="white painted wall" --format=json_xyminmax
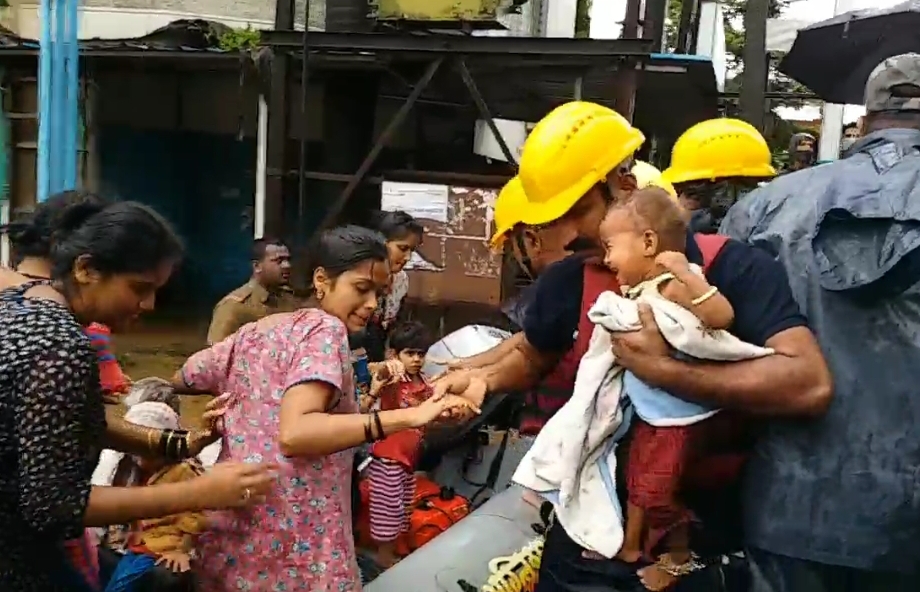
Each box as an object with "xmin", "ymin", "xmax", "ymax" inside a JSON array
[
  {"xmin": 10, "ymin": 1, "xmax": 324, "ymax": 40},
  {"xmin": 13, "ymin": 5, "xmax": 272, "ymax": 40}
]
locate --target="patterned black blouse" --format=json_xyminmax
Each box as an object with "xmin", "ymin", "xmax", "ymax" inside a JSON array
[{"xmin": 0, "ymin": 280, "xmax": 106, "ymax": 591}]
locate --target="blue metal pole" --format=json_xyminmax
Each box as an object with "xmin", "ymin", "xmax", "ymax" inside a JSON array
[
  {"xmin": 37, "ymin": 0, "xmax": 52, "ymax": 202},
  {"xmin": 51, "ymin": 0, "xmax": 67, "ymax": 194},
  {"xmin": 62, "ymin": 0, "xmax": 79, "ymax": 189}
]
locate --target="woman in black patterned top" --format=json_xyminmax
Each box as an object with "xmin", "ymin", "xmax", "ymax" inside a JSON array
[{"xmin": 0, "ymin": 200, "xmax": 276, "ymax": 592}]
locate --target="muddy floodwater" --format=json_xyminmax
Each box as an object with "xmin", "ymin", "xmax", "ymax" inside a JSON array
[{"xmin": 112, "ymin": 320, "xmax": 212, "ymax": 427}]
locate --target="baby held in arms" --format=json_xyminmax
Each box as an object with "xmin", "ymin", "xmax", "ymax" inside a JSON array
[{"xmin": 599, "ymin": 187, "xmax": 734, "ymax": 590}]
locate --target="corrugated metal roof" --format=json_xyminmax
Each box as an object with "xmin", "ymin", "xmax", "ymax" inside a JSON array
[{"xmin": 0, "ymin": 19, "xmax": 234, "ymax": 54}]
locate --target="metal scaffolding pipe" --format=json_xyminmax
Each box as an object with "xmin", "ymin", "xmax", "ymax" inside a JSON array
[
  {"xmin": 297, "ymin": 0, "xmax": 311, "ymax": 221},
  {"xmin": 37, "ymin": 0, "xmax": 52, "ymax": 202},
  {"xmin": 38, "ymin": 0, "xmax": 80, "ymax": 202},
  {"xmin": 63, "ymin": 0, "xmax": 79, "ymax": 189}
]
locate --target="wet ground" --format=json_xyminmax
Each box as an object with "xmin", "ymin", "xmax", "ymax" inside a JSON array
[{"xmin": 112, "ymin": 319, "xmax": 211, "ymax": 426}]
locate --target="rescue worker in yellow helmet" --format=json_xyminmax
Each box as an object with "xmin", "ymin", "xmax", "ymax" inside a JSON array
[
  {"xmin": 631, "ymin": 160, "xmax": 678, "ymax": 200},
  {"xmin": 491, "ymin": 176, "xmax": 596, "ymax": 281},
  {"xmin": 435, "ymin": 104, "xmax": 828, "ymax": 592},
  {"xmin": 516, "ymin": 101, "xmax": 644, "ymax": 241},
  {"xmin": 447, "ymin": 176, "xmax": 596, "ymax": 372},
  {"xmin": 662, "ymin": 118, "xmax": 777, "ymax": 234}
]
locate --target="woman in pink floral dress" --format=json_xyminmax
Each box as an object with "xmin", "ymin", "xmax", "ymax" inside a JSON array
[{"xmin": 179, "ymin": 226, "xmax": 476, "ymax": 592}]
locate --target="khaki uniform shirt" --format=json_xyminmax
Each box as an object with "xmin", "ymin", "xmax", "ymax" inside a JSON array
[{"xmin": 206, "ymin": 280, "xmax": 301, "ymax": 344}]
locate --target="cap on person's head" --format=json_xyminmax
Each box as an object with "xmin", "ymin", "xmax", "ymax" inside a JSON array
[
  {"xmin": 490, "ymin": 177, "xmax": 527, "ymax": 250},
  {"xmin": 865, "ymin": 53, "xmax": 920, "ymax": 114}
]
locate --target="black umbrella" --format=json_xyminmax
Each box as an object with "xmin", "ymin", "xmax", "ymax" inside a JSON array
[{"xmin": 779, "ymin": 1, "xmax": 920, "ymax": 105}]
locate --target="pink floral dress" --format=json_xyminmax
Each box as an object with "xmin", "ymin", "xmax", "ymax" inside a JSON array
[{"xmin": 180, "ymin": 308, "xmax": 360, "ymax": 591}]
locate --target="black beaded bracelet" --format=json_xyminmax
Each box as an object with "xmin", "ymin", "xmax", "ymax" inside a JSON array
[{"xmin": 372, "ymin": 411, "xmax": 385, "ymax": 440}]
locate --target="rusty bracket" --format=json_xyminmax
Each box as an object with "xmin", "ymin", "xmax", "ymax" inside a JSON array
[
  {"xmin": 318, "ymin": 57, "xmax": 445, "ymax": 230},
  {"xmin": 456, "ymin": 58, "xmax": 518, "ymax": 166}
]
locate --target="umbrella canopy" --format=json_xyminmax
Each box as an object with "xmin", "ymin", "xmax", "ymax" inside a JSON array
[{"xmin": 779, "ymin": 1, "xmax": 920, "ymax": 105}]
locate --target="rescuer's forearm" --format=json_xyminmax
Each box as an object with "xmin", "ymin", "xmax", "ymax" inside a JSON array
[
  {"xmin": 461, "ymin": 333, "xmax": 524, "ymax": 369},
  {"xmin": 481, "ymin": 337, "xmax": 559, "ymax": 395},
  {"xmin": 644, "ymin": 327, "xmax": 832, "ymax": 416}
]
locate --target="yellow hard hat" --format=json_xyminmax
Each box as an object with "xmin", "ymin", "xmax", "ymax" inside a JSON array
[
  {"xmin": 518, "ymin": 101, "xmax": 645, "ymax": 226},
  {"xmin": 661, "ymin": 118, "xmax": 776, "ymax": 185},
  {"xmin": 490, "ymin": 176, "xmax": 527, "ymax": 249},
  {"xmin": 631, "ymin": 161, "xmax": 677, "ymax": 199}
]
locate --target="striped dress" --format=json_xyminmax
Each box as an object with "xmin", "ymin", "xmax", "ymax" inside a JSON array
[{"xmin": 367, "ymin": 380, "xmax": 431, "ymax": 542}]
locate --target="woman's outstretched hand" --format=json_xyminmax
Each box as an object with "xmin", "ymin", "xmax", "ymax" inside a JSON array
[
  {"xmin": 410, "ymin": 393, "xmax": 481, "ymax": 427},
  {"xmin": 431, "ymin": 370, "xmax": 488, "ymax": 409},
  {"xmin": 188, "ymin": 393, "xmax": 233, "ymax": 455},
  {"xmin": 194, "ymin": 462, "xmax": 277, "ymax": 509},
  {"xmin": 202, "ymin": 393, "xmax": 232, "ymax": 434}
]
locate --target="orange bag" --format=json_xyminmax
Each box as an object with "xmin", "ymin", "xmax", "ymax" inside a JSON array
[
  {"xmin": 356, "ymin": 473, "xmax": 471, "ymax": 555},
  {"xmin": 396, "ymin": 475, "xmax": 470, "ymax": 555}
]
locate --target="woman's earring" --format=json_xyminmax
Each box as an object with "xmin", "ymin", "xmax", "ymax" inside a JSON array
[{"xmin": 316, "ymin": 289, "xmax": 325, "ymax": 301}]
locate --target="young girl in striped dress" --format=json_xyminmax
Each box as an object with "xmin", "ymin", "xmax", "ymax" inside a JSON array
[{"xmin": 365, "ymin": 321, "xmax": 436, "ymax": 567}]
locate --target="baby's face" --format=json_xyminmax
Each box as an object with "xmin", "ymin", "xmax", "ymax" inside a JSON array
[{"xmin": 599, "ymin": 209, "xmax": 654, "ymax": 288}]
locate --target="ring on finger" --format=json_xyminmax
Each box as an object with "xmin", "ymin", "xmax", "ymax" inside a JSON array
[{"xmin": 242, "ymin": 487, "xmax": 252, "ymax": 502}]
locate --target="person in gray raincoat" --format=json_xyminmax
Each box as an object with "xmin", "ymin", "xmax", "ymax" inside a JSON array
[
  {"xmin": 719, "ymin": 53, "xmax": 920, "ymax": 592},
  {"xmin": 784, "ymin": 132, "xmax": 817, "ymax": 172}
]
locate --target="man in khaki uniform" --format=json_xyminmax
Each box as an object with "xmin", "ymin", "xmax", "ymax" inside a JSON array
[{"xmin": 207, "ymin": 238, "xmax": 301, "ymax": 344}]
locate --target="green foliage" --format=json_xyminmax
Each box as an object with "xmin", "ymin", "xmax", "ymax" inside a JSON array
[
  {"xmin": 664, "ymin": 0, "xmax": 813, "ymax": 151},
  {"xmin": 217, "ymin": 26, "xmax": 261, "ymax": 53},
  {"xmin": 665, "ymin": 0, "xmax": 788, "ymax": 64},
  {"xmin": 575, "ymin": 0, "xmax": 592, "ymax": 38}
]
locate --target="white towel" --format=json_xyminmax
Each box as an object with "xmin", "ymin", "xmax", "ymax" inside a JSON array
[{"xmin": 512, "ymin": 266, "xmax": 773, "ymax": 558}]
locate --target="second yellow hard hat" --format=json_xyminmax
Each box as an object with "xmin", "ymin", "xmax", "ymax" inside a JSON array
[{"xmin": 662, "ymin": 118, "xmax": 776, "ymax": 185}]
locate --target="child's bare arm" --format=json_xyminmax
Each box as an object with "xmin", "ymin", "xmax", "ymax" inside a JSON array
[
  {"xmin": 655, "ymin": 252, "xmax": 734, "ymax": 329},
  {"xmin": 660, "ymin": 276, "xmax": 734, "ymax": 329}
]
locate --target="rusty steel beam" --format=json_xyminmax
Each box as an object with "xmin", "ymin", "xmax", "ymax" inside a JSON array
[
  {"xmin": 278, "ymin": 168, "xmax": 511, "ymax": 188},
  {"xmin": 317, "ymin": 58, "xmax": 445, "ymax": 230},
  {"xmin": 260, "ymin": 30, "xmax": 654, "ymax": 58},
  {"xmin": 456, "ymin": 58, "xmax": 517, "ymax": 166}
]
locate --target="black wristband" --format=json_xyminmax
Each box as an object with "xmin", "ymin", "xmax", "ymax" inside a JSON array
[{"xmin": 372, "ymin": 411, "xmax": 385, "ymax": 440}]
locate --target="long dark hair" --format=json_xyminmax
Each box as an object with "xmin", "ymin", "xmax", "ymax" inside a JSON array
[
  {"xmin": 367, "ymin": 210, "xmax": 424, "ymax": 242},
  {"xmin": 2, "ymin": 190, "xmax": 109, "ymax": 262},
  {"xmin": 47, "ymin": 200, "xmax": 184, "ymax": 282},
  {"xmin": 308, "ymin": 225, "xmax": 389, "ymax": 289}
]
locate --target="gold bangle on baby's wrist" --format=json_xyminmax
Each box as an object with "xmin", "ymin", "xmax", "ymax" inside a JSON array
[{"xmin": 691, "ymin": 286, "xmax": 719, "ymax": 306}]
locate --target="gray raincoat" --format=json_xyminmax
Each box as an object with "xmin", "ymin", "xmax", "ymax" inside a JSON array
[{"xmin": 720, "ymin": 128, "xmax": 920, "ymax": 572}]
